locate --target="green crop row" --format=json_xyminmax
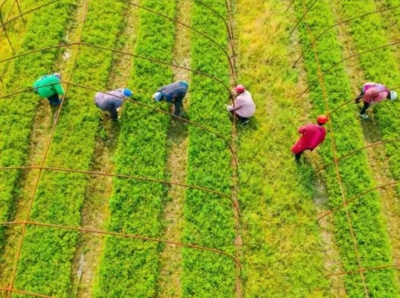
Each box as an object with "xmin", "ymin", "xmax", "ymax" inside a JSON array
[
  {"xmin": 93, "ymin": 1, "xmax": 177, "ymax": 297},
  {"xmin": 295, "ymin": 0, "xmax": 399, "ymax": 296},
  {"xmin": 0, "ymin": 0, "xmax": 77, "ymax": 247},
  {"xmin": 339, "ymin": 0, "xmax": 400, "ymax": 206},
  {"xmin": 181, "ymin": 0, "xmax": 236, "ymax": 296},
  {"xmin": 236, "ymin": 0, "xmax": 331, "ymax": 296},
  {"xmin": 13, "ymin": 1, "xmax": 127, "ymax": 297}
]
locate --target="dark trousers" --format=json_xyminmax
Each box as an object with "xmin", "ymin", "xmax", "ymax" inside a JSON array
[
  {"xmin": 230, "ymin": 110, "xmax": 249, "ymax": 124},
  {"xmin": 355, "ymin": 87, "xmax": 370, "ymax": 114},
  {"xmin": 360, "ymin": 101, "xmax": 370, "ymax": 115},
  {"xmin": 295, "ymin": 149, "xmax": 312, "ymax": 163},
  {"xmin": 48, "ymin": 93, "xmax": 61, "ymax": 105},
  {"xmin": 109, "ymin": 107, "xmax": 118, "ymax": 120}
]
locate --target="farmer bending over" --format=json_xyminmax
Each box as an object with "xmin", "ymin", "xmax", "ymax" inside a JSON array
[
  {"xmin": 292, "ymin": 115, "xmax": 327, "ymax": 163},
  {"xmin": 355, "ymin": 82, "xmax": 397, "ymax": 119},
  {"xmin": 94, "ymin": 88, "xmax": 133, "ymax": 120},
  {"xmin": 33, "ymin": 73, "xmax": 64, "ymax": 106},
  {"xmin": 153, "ymin": 81, "xmax": 189, "ymax": 116}
]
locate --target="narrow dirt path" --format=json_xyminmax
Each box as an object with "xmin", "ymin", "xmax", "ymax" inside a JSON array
[
  {"xmin": 69, "ymin": 3, "xmax": 139, "ymax": 297},
  {"xmin": 330, "ymin": 0, "xmax": 400, "ymax": 283},
  {"xmin": 0, "ymin": 0, "xmax": 88, "ymax": 290},
  {"xmin": 157, "ymin": 0, "xmax": 192, "ymax": 297}
]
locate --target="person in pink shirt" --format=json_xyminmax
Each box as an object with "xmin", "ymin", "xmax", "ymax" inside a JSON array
[
  {"xmin": 226, "ymin": 84, "xmax": 256, "ymax": 125},
  {"xmin": 292, "ymin": 115, "xmax": 328, "ymax": 163},
  {"xmin": 355, "ymin": 82, "xmax": 397, "ymax": 119}
]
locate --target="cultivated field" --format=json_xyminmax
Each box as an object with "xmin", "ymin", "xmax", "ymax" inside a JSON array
[{"xmin": 1, "ymin": 0, "xmax": 400, "ymax": 297}]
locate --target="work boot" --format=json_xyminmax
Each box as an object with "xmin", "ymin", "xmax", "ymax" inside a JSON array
[{"xmin": 360, "ymin": 114, "xmax": 369, "ymax": 119}]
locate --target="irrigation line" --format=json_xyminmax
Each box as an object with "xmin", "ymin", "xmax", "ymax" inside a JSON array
[
  {"xmin": 0, "ymin": 0, "xmax": 234, "ymax": 75},
  {"xmin": 1, "ymin": 0, "xmax": 60, "ymax": 28},
  {"xmin": 329, "ymin": 86, "xmax": 400, "ymax": 116},
  {"xmin": 0, "ymin": 165, "xmax": 239, "ymax": 212},
  {"xmin": 0, "ymin": 288, "xmax": 56, "ymax": 298},
  {"xmin": 0, "ymin": 81, "xmax": 239, "ymax": 170},
  {"xmin": 225, "ymin": 0, "xmax": 236, "ymax": 83},
  {"xmin": 316, "ymin": 137, "xmax": 400, "ymax": 174},
  {"xmin": 0, "ymin": 221, "xmax": 242, "ymax": 269},
  {"xmin": 0, "ymin": 42, "xmax": 233, "ymax": 96},
  {"xmin": 289, "ymin": 0, "xmax": 318, "ymax": 35},
  {"xmin": 318, "ymin": 180, "xmax": 400, "ymax": 222},
  {"xmin": 285, "ymin": 0, "xmax": 296, "ymax": 13},
  {"xmin": 14, "ymin": 0, "xmax": 23, "ymax": 23},
  {"xmin": 223, "ymin": 0, "xmax": 242, "ymax": 296},
  {"xmin": 302, "ymin": 1, "xmax": 369, "ymax": 296},
  {"xmin": 0, "ymin": 0, "xmax": 15, "ymax": 53},
  {"xmin": 195, "ymin": 0, "xmax": 233, "ymax": 41},
  {"xmin": 7, "ymin": 3, "xmax": 89, "ymax": 294},
  {"xmin": 327, "ymin": 263, "xmax": 400, "ymax": 278},
  {"xmin": 292, "ymin": 4, "xmax": 400, "ymax": 68},
  {"xmin": 117, "ymin": 0, "xmax": 235, "ymax": 75},
  {"xmin": 67, "ymin": 82, "xmax": 239, "ymax": 170},
  {"xmin": 297, "ymin": 40, "xmax": 400, "ymax": 99}
]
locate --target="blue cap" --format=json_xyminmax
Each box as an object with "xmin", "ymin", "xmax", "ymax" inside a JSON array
[
  {"xmin": 123, "ymin": 89, "xmax": 133, "ymax": 97},
  {"xmin": 153, "ymin": 92, "xmax": 163, "ymax": 102}
]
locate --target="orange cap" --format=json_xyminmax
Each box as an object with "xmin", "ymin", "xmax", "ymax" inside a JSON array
[{"xmin": 317, "ymin": 115, "xmax": 328, "ymax": 124}]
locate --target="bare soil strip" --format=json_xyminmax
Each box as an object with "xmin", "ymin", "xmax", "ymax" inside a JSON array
[
  {"xmin": 157, "ymin": 0, "xmax": 192, "ymax": 297},
  {"xmin": 69, "ymin": 4, "xmax": 139, "ymax": 297},
  {"xmin": 0, "ymin": 0, "xmax": 88, "ymax": 290},
  {"xmin": 330, "ymin": 0, "xmax": 400, "ymax": 283}
]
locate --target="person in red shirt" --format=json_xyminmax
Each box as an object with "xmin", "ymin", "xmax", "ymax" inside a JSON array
[{"xmin": 292, "ymin": 115, "xmax": 328, "ymax": 163}]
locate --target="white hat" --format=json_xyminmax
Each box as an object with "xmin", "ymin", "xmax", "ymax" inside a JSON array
[
  {"xmin": 54, "ymin": 72, "xmax": 62, "ymax": 79},
  {"xmin": 390, "ymin": 90, "xmax": 397, "ymax": 101}
]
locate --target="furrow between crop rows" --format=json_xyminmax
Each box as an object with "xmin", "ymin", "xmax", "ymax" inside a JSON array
[
  {"xmin": 12, "ymin": 1, "xmax": 128, "ymax": 296},
  {"xmin": 295, "ymin": 0, "xmax": 399, "ymax": 296},
  {"xmin": 70, "ymin": 3, "xmax": 139, "ymax": 297},
  {"xmin": 0, "ymin": 0, "xmax": 80, "ymax": 290},
  {"xmin": 93, "ymin": 1, "xmax": 177, "ymax": 297},
  {"xmin": 181, "ymin": 0, "xmax": 236, "ymax": 296},
  {"xmin": 330, "ymin": 0, "xmax": 400, "ymax": 287},
  {"xmin": 157, "ymin": 0, "xmax": 192, "ymax": 296}
]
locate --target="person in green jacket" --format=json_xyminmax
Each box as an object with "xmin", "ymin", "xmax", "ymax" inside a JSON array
[{"xmin": 33, "ymin": 73, "xmax": 65, "ymax": 105}]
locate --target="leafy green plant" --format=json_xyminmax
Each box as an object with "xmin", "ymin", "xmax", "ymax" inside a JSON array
[
  {"xmin": 295, "ymin": 0, "xmax": 399, "ymax": 296},
  {"xmin": 93, "ymin": 1, "xmax": 176, "ymax": 297},
  {"xmin": 0, "ymin": 0, "xmax": 78, "ymax": 248},
  {"xmin": 180, "ymin": 0, "xmax": 236, "ymax": 297},
  {"xmin": 339, "ymin": 0, "xmax": 400, "ymax": 211},
  {"xmin": 235, "ymin": 0, "xmax": 332, "ymax": 296},
  {"xmin": 12, "ymin": 1, "xmax": 127, "ymax": 297}
]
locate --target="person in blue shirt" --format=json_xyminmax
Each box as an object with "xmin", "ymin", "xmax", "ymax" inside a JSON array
[{"xmin": 152, "ymin": 81, "xmax": 189, "ymax": 116}]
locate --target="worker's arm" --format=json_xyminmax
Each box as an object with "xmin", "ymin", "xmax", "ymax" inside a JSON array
[
  {"xmin": 51, "ymin": 77, "xmax": 65, "ymax": 96},
  {"xmin": 227, "ymin": 96, "xmax": 244, "ymax": 111},
  {"xmin": 298, "ymin": 125, "xmax": 308, "ymax": 134}
]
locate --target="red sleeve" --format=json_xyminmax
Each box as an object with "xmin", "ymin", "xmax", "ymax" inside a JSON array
[{"xmin": 298, "ymin": 125, "xmax": 308, "ymax": 134}]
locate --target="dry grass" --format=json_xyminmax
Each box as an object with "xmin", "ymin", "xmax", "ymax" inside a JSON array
[{"xmin": 236, "ymin": 0, "xmax": 336, "ymax": 296}]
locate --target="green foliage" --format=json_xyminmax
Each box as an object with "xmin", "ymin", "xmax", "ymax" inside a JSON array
[
  {"xmin": 13, "ymin": 1, "xmax": 127, "ymax": 297},
  {"xmin": 340, "ymin": 0, "xmax": 400, "ymax": 209},
  {"xmin": 181, "ymin": 1, "xmax": 236, "ymax": 297},
  {"xmin": 236, "ymin": 0, "xmax": 331, "ymax": 296},
  {"xmin": 0, "ymin": 0, "xmax": 78, "ymax": 246},
  {"xmin": 93, "ymin": 1, "xmax": 176, "ymax": 297},
  {"xmin": 295, "ymin": 0, "xmax": 399, "ymax": 296}
]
